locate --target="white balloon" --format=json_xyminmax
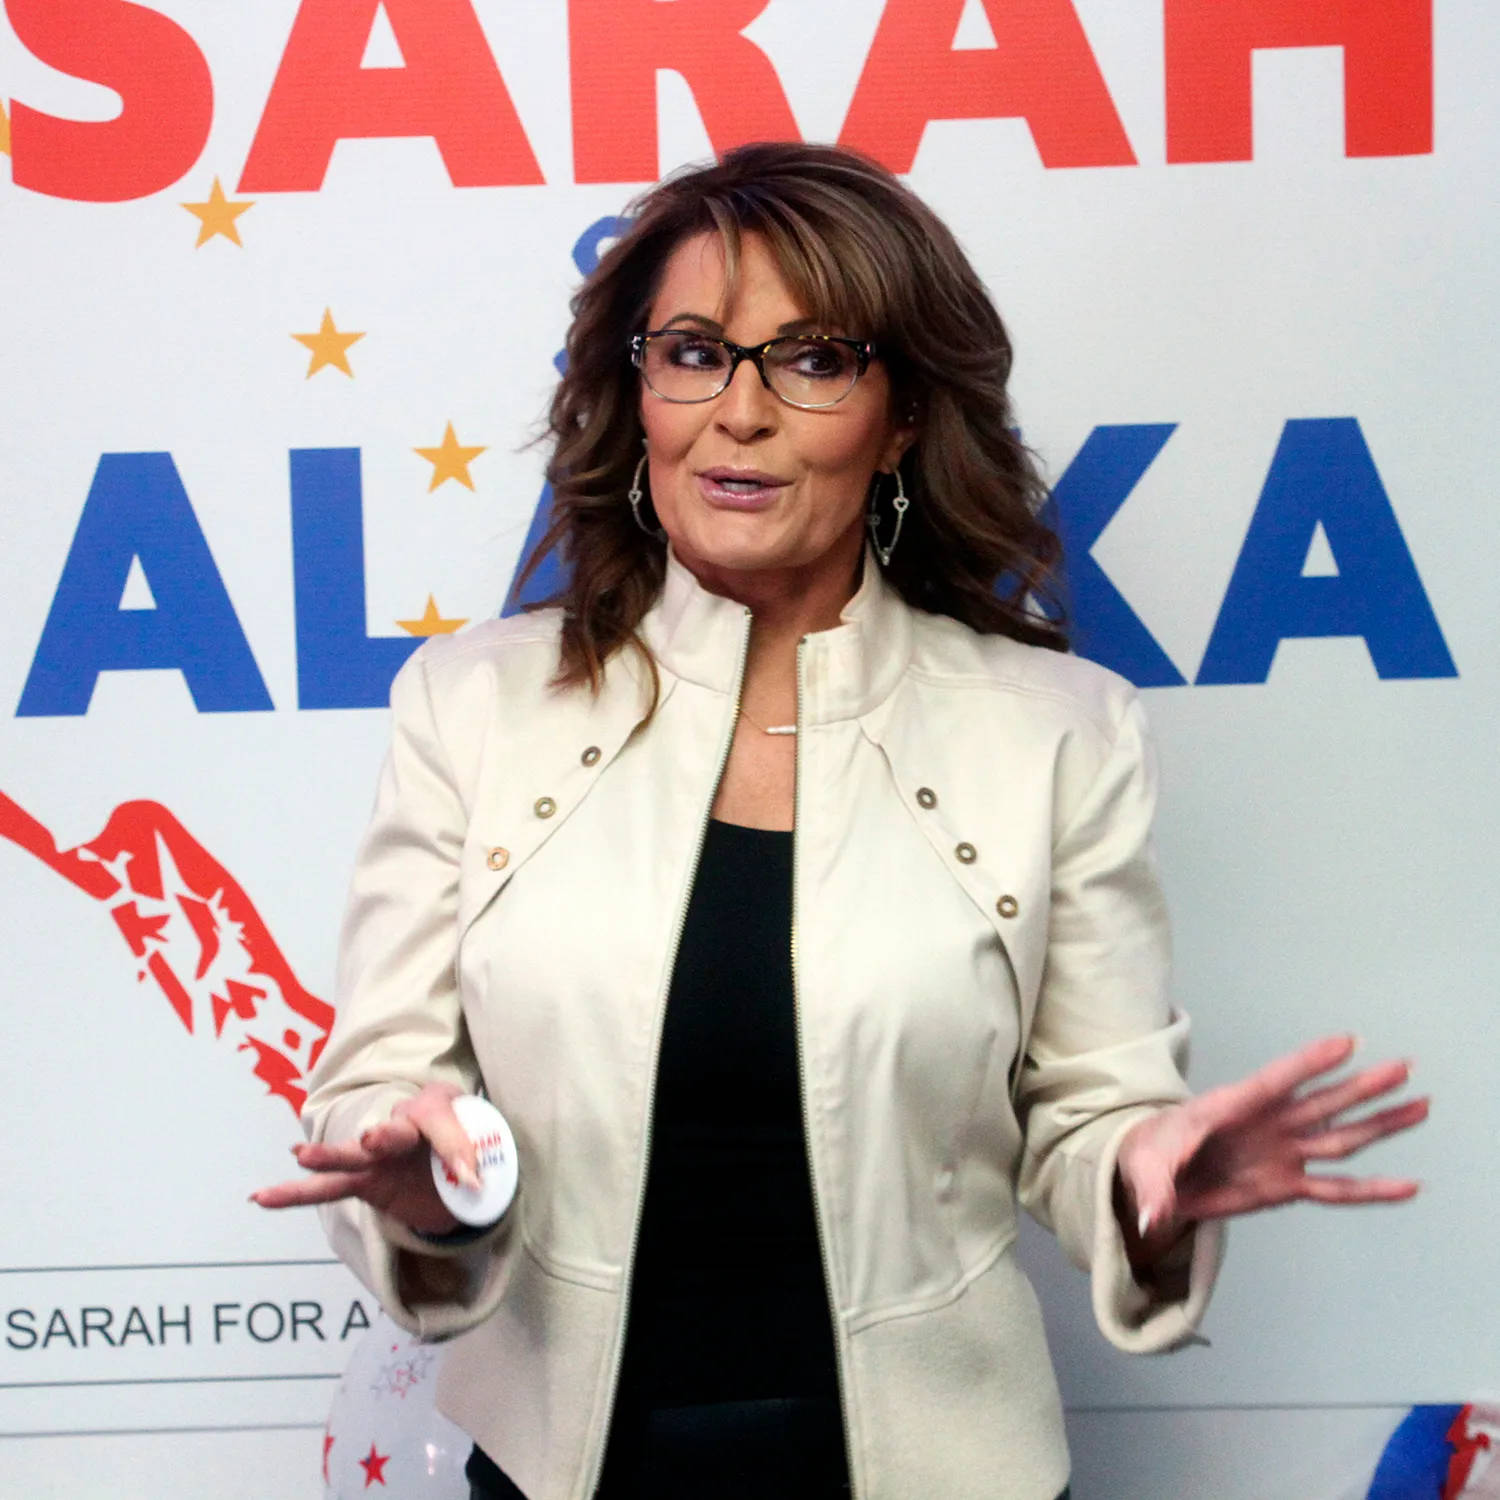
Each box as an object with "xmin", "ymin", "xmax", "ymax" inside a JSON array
[{"xmin": 323, "ymin": 1312, "xmax": 471, "ymax": 1499}]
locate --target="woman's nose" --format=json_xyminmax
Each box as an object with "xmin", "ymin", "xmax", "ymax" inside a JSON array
[{"xmin": 713, "ymin": 355, "xmax": 778, "ymax": 442}]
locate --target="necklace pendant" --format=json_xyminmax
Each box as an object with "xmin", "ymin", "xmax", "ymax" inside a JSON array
[{"xmin": 737, "ymin": 705, "xmax": 798, "ymax": 736}]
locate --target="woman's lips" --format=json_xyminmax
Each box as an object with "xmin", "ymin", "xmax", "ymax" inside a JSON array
[{"xmin": 695, "ymin": 469, "xmax": 790, "ymax": 510}]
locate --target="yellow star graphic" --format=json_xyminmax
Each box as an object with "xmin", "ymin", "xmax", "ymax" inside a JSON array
[
  {"xmin": 0, "ymin": 98, "xmax": 10, "ymax": 158},
  {"xmin": 182, "ymin": 176, "xmax": 253, "ymax": 247},
  {"xmin": 292, "ymin": 309, "xmax": 364, "ymax": 378},
  {"xmin": 414, "ymin": 422, "xmax": 487, "ymax": 492},
  {"xmin": 397, "ymin": 596, "xmax": 468, "ymax": 636}
]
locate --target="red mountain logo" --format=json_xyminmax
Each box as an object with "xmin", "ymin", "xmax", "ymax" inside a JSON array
[{"xmin": 1, "ymin": 791, "xmax": 333, "ymax": 1113}]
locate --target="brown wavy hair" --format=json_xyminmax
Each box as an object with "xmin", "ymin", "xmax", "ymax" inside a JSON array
[{"xmin": 513, "ymin": 141, "xmax": 1067, "ymax": 709}]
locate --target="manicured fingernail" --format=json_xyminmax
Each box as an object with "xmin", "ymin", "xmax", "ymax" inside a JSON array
[
  {"xmin": 1138, "ymin": 1207, "xmax": 1153, "ymax": 1239},
  {"xmin": 457, "ymin": 1164, "xmax": 482, "ymax": 1192}
]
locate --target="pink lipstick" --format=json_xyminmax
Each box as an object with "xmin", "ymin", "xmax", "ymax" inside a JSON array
[{"xmin": 696, "ymin": 467, "xmax": 790, "ymax": 510}]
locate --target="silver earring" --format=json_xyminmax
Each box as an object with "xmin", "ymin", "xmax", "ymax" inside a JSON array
[
  {"xmin": 867, "ymin": 467, "xmax": 909, "ymax": 567},
  {"xmin": 628, "ymin": 448, "xmax": 666, "ymax": 541}
]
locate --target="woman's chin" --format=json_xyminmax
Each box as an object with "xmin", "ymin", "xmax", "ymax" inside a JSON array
[
  {"xmin": 670, "ymin": 517, "xmax": 798, "ymax": 575},
  {"xmin": 669, "ymin": 511, "xmax": 866, "ymax": 588}
]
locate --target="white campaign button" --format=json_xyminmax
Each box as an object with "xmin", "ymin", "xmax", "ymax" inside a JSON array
[{"xmin": 430, "ymin": 1094, "xmax": 519, "ymax": 1227}]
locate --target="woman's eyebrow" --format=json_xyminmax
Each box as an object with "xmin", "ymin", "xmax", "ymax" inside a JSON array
[
  {"xmin": 659, "ymin": 312, "xmax": 723, "ymax": 332},
  {"xmin": 657, "ymin": 312, "xmax": 826, "ymax": 335}
]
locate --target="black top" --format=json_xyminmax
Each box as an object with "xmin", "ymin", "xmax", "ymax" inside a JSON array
[
  {"xmin": 615, "ymin": 817, "xmax": 839, "ymax": 1405},
  {"xmin": 470, "ymin": 818, "xmax": 848, "ymax": 1498}
]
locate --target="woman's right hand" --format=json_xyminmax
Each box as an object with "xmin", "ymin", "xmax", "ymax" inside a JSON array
[{"xmin": 250, "ymin": 1081, "xmax": 480, "ymax": 1237}]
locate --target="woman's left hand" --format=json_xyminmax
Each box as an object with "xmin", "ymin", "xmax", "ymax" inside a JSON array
[{"xmin": 1115, "ymin": 1035, "xmax": 1430, "ymax": 1268}]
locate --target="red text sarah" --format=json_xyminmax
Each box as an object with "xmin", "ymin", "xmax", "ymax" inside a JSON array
[{"xmin": 3, "ymin": 0, "xmax": 1433, "ymax": 203}]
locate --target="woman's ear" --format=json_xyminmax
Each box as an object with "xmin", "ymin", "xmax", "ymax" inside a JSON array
[{"xmin": 880, "ymin": 407, "xmax": 920, "ymax": 473}]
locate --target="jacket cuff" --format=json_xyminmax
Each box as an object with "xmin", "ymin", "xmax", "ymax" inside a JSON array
[
  {"xmin": 320, "ymin": 1197, "xmax": 516, "ymax": 1342},
  {"xmin": 376, "ymin": 1206, "xmax": 512, "ymax": 1258},
  {"xmin": 1087, "ymin": 1111, "xmax": 1225, "ymax": 1353},
  {"xmin": 307, "ymin": 1088, "xmax": 518, "ymax": 1341},
  {"xmin": 407, "ymin": 1219, "xmax": 505, "ymax": 1249}
]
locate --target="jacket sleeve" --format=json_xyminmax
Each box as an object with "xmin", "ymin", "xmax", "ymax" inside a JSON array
[
  {"xmin": 1013, "ymin": 689, "xmax": 1224, "ymax": 1354},
  {"xmin": 300, "ymin": 648, "xmax": 517, "ymax": 1342}
]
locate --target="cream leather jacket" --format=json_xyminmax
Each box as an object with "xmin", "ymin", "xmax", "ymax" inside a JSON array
[{"xmin": 305, "ymin": 548, "xmax": 1223, "ymax": 1500}]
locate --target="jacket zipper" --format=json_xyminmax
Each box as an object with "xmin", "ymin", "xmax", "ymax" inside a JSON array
[
  {"xmin": 580, "ymin": 607, "xmax": 754, "ymax": 1500},
  {"xmin": 791, "ymin": 635, "xmax": 860, "ymax": 1499}
]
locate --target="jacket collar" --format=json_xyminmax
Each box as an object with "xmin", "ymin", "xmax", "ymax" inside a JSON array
[{"xmin": 640, "ymin": 543, "xmax": 914, "ymax": 726}]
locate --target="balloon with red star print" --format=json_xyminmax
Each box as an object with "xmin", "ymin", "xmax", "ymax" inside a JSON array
[
  {"xmin": 358, "ymin": 1443, "xmax": 390, "ymax": 1487},
  {"xmin": 322, "ymin": 1313, "xmax": 469, "ymax": 1499}
]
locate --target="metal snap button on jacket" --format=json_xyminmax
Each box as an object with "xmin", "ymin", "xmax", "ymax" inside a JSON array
[
  {"xmin": 486, "ymin": 847, "xmax": 510, "ymax": 871},
  {"xmin": 955, "ymin": 841, "xmax": 977, "ymax": 864},
  {"xmin": 581, "ymin": 746, "xmax": 601, "ymax": 766},
  {"xmin": 996, "ymin": 894, "xmax": 1019, "ymax": 919},
  {"xmin": 916, "ymin": 786, "xmax": 937, "ymax": 809},
  {"xmin": 534, "ymin": 796, "xmax": 557, "ymax": 818}
]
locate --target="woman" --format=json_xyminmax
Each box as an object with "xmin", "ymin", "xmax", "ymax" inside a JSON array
[{"xmin": 255, "ymin": 144, "xmax": 1427, "ymax": 1500}]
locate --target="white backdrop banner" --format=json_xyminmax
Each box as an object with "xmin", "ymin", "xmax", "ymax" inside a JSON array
[{"xmin": 1, "ymin": 2, "xmax": 1493, "ymax": 1496}]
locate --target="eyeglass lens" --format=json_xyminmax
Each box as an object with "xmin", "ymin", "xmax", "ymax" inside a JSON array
[{"xmin": 640, "ymin": 332, "xmax": 862, "ymax": 407}]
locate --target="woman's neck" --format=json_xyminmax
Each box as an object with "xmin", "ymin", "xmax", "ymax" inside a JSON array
[{"xmin": 675, "ymin": 534, "xmax": 865, "ymax": 647}]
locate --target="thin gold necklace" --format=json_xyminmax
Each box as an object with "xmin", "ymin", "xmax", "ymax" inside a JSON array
[{"xmin": 737, "ymin": 704, "xmax": 797, "ymax": 736}]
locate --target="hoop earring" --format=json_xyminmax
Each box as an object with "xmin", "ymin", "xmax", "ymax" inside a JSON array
[
  {"xmin": 867, "ymin": 467, "xmax": 909, "ymax": 567},
  {"xmin": 628, "ymin": 447, "xmax": 666, "ymax": 541}
]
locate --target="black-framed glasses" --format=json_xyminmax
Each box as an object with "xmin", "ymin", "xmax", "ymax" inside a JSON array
[{"xmin": 630, "ymin": 330, "xmax": 877, "ymax": 410}]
